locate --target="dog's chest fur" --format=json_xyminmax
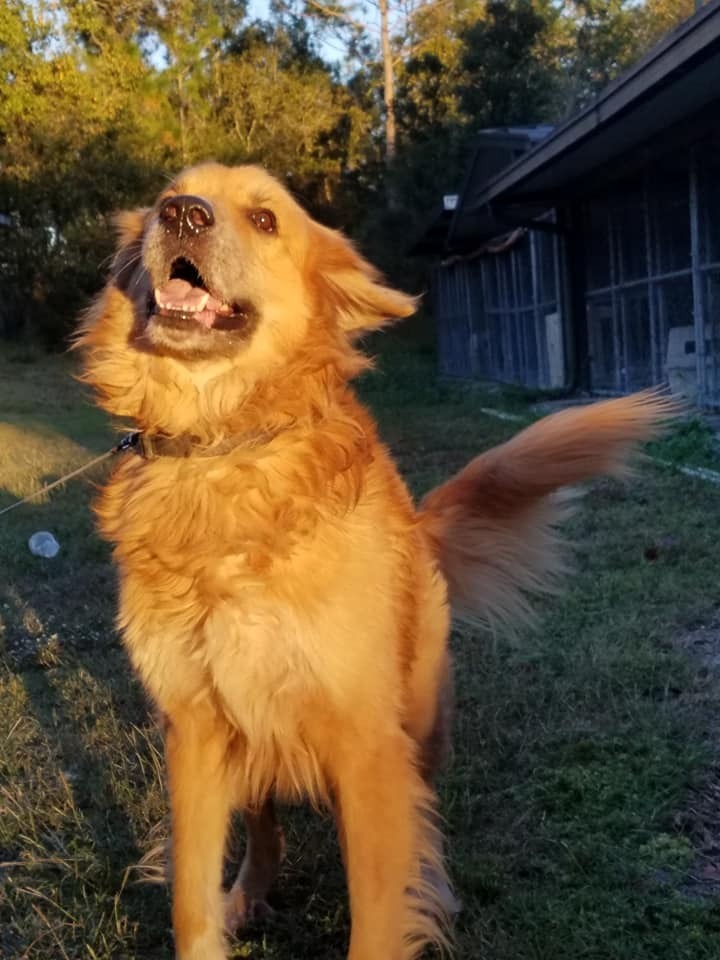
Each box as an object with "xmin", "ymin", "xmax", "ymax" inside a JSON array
[{"xmin": 98, "ymin": 438, "xmax": 416, "ymax": 801}]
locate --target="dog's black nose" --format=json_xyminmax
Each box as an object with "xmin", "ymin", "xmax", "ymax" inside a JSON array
[{"xmin": 159, "ymin": 195, "xmax": 215, "ymax": 237}]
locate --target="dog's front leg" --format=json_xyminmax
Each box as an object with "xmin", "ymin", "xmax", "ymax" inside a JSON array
[
  {"xmin": 332, "ymin": 730, "xmax": 443, "ymax": 960},
  {"xmin": 166, "ymin": 701, "xmax": 234, "ymax": 960}
]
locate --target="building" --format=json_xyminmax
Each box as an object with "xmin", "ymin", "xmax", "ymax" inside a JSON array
[{"xmin": 419, "ymin": 3, "xmax": 720, "ymax": 406}]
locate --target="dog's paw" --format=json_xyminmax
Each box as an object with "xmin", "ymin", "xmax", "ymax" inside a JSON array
[{"xmin": 224, "ymin": 888, "xmax": 275, "ymax": 933}]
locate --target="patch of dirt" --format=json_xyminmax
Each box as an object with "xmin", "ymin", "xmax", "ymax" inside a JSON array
[{"xmin": 673, "ymin": 619, "xmax": 720, "ymax": 900}]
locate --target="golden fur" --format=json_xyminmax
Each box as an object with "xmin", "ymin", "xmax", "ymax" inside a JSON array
[{"xmin": 76, "ymin": 162, "xmax": 675, "ymax": 960}]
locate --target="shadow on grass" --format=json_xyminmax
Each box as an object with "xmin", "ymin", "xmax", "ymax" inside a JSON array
[
  {"xmin": 0, "ymin": 480, "xmax": 174, "ymax": 957},
  {"xmin": 1, "ymin": 489, "xmax": 350, "ymax": 959}
]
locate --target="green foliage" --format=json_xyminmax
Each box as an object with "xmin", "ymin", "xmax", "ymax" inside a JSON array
[
  {"xmin": 567, "ymin": 0, "xmax": 696, "ymax": 108},
  {"xmin": 2, "ymin": 349, "xmax": 720, "ymax": 958},
  {"xmin": 0, "ymin": 4, "xmax": 367, "ymax": 344},
  {"xmin": 459, "ymin": 0, "xmax": 570, "ymax": 126},
  {"xmin": 202, "ymin": 24, "xmax": 370, "ymax": 199},
  {"xmin": 0, "ymin": 0, "xmax": 700, "ymax": 344}
]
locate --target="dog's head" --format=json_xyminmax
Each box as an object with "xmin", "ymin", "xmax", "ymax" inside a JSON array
[
  {"xmin": 78, "ymin": 163, "xmax": 416, "ymax": 435},
  {"xmin": 90, "ymin": 163, "xmax": 417, "ymax": 358}
]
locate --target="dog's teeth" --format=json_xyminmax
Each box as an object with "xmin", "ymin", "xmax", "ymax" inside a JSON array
[{"xmin": 154, "ymin": 287, "xmax": 211, "ymax": 314}]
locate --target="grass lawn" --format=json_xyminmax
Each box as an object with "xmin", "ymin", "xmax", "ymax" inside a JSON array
[{"xmin": 2, "ymin": 342, "xmax": 720, "ymax": 959}]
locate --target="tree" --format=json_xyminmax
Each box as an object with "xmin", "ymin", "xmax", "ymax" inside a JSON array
[
  {"xmin": 199, "ymin": 23, "xmax": 372, "ymax": 209},
  {"xmin": 0, "ymin": 0, "xmax": 171, "ymax": 342},
  {"xmin": 145, "ymin": 0, "xmax": 247, "ymax": 162},
  {"xmin": 565, "ymin": 0, "xmax": 696, "ymax": 110},
  {"xmin": 278, "ymin": 0, "xmax": 463, "ymax": 171},
  {"xmin": 0, "ymin": 0, "xmax": 705, "ymax": 344},
  {"xmin": 458, "ymin": 1, "xmax": 571, "ymax": 125}
]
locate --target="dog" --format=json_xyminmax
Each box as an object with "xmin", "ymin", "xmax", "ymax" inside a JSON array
[{"xmin": 76, "ymin": 162, "xmax": 674, "ymax": 960}]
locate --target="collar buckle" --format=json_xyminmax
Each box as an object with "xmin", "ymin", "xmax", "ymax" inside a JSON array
[{"xmin": 115, "ymin": 432, "xmax": 143, "ymax": 456}]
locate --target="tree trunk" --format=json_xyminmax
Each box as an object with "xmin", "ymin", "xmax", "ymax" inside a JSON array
[
  {"xmin": 177, "ymin": 72, "xmax": 188, "ymax": 164},
  {"xmin": 379, "ymin": 0, "xmax": 396, "ymax": 162},
  {"xmin": 379, "ymin": 0, "xmax": 398, "ymax": 209}
]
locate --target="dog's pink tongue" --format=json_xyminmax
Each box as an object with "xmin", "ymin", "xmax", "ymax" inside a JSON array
[{"xmin": 154, "ymin": 279, "xmax": 223, "ymax": 328}]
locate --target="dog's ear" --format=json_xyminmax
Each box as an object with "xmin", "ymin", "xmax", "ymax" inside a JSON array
[
  {"xmin": 113, "ymin": 208, "xmax": 148, "ymax": 248},
  {"xmin": 111, "ymin": 208, "xmax": 150, "ymax": 290},
  {"xmin": 310, "ymin": 222, "xmax": 418, "ymax": 333}
]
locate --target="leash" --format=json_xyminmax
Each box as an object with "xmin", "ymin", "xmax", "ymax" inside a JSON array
[
  {"xmin": 0, "ymin": 423, "xmax": 275, "ymax": 518},
  {"xmin": 0, "ymin": 432, "xmax": 139, "ymax": 518}
]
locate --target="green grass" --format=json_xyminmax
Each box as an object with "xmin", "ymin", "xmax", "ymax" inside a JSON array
[
  {"xmin": 2, "ymin": 343, "xmax": 720, "ymax": 958},
  {"xmin": 647, "ymin": 417, "xmax": 720, "ymax": 472}
]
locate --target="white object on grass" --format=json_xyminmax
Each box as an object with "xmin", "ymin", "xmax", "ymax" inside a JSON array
[{"xmin": 28, "ymin": 531, "xmax": 60, "ymax": 558}]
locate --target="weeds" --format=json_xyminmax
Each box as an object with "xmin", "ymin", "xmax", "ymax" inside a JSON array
[{"xmin": 1, "ymin": 346, "xmax": 720, "ymax": 958}]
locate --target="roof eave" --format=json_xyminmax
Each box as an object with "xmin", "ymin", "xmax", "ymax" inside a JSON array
[{"xmin": 462, "ymin": 2, "xmax": 720, "ymax": 214}]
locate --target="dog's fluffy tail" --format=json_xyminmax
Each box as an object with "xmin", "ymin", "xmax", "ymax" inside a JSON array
[{"xmin": 419, "ymin": 390, "xmax": 677, "ymax": 632}]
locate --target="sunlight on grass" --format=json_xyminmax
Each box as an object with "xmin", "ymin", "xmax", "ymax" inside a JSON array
[
  {"xmin": 2, "ymin": 347, "xmax": 720, "ymax": 959},
  {"xmin": 0, "ymin": 423, "xmax": 101, "ymax": 500}
]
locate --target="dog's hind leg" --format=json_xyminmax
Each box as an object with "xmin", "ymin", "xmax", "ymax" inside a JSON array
[
  {"xmin": 415, "ymin": 655, "xmax": 454, "ymax": 784},
  {"xmin": 411, "ymin": 653, "xmax": 462, "ymax": 919},
  {"xmin": 166, "ymin": 702, "xmax": 234, "ymax": 960},
  {"xmin": 225, "ymin": 798, "xmax": 285, "ymax": 931}
]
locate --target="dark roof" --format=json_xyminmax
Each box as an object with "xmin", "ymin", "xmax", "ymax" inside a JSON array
[
  {"xmin": 420, "ymin": 2, "xmax": 720, "ymax": 255},
  {"xmin": 409, "ymin": 207, "xmax": 455, "ymax": 257},
  {"xmin": 408, "ymin": 126, "xmax": 553, "ymax": 256}
]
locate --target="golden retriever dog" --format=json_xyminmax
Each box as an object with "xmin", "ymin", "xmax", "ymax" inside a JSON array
[{"xmin": 76, "ymin": 163, "xmax": 674, "ymax": 960}]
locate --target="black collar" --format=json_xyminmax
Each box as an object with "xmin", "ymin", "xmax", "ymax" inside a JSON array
[{"xmin": 117, "ymin": 429, "xmax": 274, "ymax": 460}]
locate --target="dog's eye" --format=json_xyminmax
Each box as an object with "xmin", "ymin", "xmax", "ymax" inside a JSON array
[{"xmin": 249, "ymin": 209, "xmax": 277, "ymax": 234}]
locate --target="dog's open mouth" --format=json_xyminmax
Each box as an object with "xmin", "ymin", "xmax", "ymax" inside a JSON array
[{"xmin": 151, "ymin": 258, "xmax": 253, "ymax": 332}]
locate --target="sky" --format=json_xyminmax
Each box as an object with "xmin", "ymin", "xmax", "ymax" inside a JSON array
[
  {"xmin": 246, "ymin": 0, "xmax": 351, "ymax": 65},
  {"xmin": 248, "ymin": 0, "xmax": 272, "ymax": 17}
]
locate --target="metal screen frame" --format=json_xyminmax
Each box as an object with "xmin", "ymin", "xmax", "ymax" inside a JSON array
[{"xmin": 584, "ymin": 137, "xmax": 720, "ymax": 406}]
